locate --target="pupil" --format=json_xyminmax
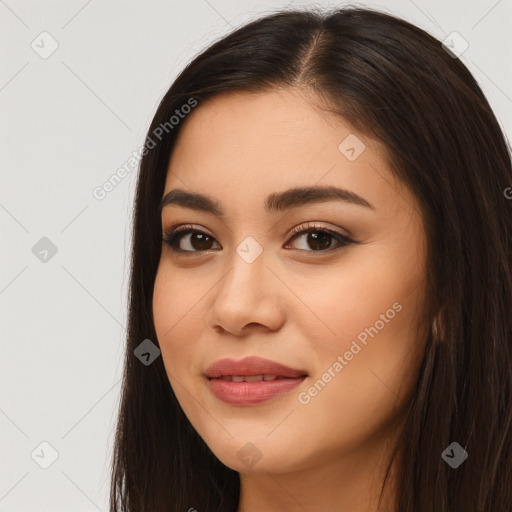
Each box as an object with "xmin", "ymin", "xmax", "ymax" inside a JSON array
[
  {"xmin": 191, "ymin": 233, "xmax": 212, "ymax": 250},
  {"xmin": 308, "ymin": 232, "xmax": 331, "ymax": 250}
]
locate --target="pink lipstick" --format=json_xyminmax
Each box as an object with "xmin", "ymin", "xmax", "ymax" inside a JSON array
[{"xmin": 205, "ymin": 356, "xmax": 308, "ymax": 406}]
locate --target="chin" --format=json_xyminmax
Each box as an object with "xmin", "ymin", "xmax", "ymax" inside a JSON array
[{"xmin": 204, "ymin": 434, "xmax": 300, "ymax": 474}]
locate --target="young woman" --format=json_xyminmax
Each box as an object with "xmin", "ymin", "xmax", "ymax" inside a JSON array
[{"xmin": 110, "ymin": 6, "xmax": 512, "ymax": 511}]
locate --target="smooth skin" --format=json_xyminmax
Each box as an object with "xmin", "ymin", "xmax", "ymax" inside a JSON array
[{"xmin": 152, "ymin": 88, "xmax": 428, "ymax": 512}]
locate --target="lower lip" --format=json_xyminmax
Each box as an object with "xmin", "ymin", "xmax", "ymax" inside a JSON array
[{"xmin": 207, "ymin": 376, "xmax": 307, "ymax": 406}]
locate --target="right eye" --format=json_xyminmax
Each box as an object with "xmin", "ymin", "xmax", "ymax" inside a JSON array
[{"xmin": 162, "ymin": 225, "xmax": 221, "ymax": 254}]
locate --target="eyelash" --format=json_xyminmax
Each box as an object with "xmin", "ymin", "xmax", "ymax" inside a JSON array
[{"xmin": 162, "ymin": 222, "xmax": 356, "ymax": 255}]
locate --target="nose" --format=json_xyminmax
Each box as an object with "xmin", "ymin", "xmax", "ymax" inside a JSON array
[{"xmin": 205, "ymin": 249, "xmax": 285, "ymax": 336}]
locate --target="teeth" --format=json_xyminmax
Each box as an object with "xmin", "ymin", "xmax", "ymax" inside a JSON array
[
  {"xmin": 245, "ymin": 375, "xmax": 264, "ymax": 382},
  {"xmin": 218, "ymin": 374, "xmax": 280, "ymax": 382}
]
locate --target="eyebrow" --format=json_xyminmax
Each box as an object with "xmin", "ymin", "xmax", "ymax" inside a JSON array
[{"xmin": 159, "ymin": 185, "xmax": 375, "ymax": 216}]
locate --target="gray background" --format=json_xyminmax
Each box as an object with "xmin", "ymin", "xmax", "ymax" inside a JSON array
[{"xmin": 1, "ymin": 0, "xmax": 511, "ymax": 510}]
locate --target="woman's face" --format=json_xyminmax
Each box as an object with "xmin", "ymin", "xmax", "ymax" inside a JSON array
[{"xmin": 152, "ymin": 88, "xmax": 428, "ymax": 476}]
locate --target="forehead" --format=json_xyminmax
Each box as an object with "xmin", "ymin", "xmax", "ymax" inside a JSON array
[{"xmin": 163, "ymin": 89, "xmax": 403, "ymax": 215}]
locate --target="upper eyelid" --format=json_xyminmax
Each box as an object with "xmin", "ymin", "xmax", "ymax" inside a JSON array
[
  {"xmin": 163, "ymin": 222, "xmax": 348, "ymax": 240},
  {"xmin": 288, "ymin": 222, "xmax": 349, "ymax": 238}
]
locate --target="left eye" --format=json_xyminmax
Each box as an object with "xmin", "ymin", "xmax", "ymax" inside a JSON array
[
  {"xmin": 162, "ymin": 225, "xmax": 355, "ymax": 254},
  {"xmin": 286, "ymin": 227, "xmax": 354, "ymax": 252}
]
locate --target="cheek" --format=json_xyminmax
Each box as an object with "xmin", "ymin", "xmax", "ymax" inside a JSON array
[
  {"xmin": 152, "ymin": 266, "xmax": 205, "ymax": 380},
  {"xmin": 152, "ymin": 268, "xmax": 214, "ymax": 435},
  {"xmin": 289, "ymin": 246, "xmax": 424, "ymax": 356},
  {"xmin": 293, "ymin": 251, "xmax": 426, "ymax": 445},
  {"xmin": 287, "ymin": 299, "xmax": 425, "ymax": 466}
]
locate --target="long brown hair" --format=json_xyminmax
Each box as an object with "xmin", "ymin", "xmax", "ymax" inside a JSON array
[{"xmin": 110, "ymin": 6, "xmax": 512, "ymax": 511}]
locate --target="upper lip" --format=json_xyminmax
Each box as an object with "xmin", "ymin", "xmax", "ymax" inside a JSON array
[{"xmin": 205, "ymin": 356, "xmax": 308, "ymax": 379}]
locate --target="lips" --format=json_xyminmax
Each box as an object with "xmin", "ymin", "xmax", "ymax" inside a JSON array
[
  {"xmin": 205, "ymin": 356, "xmax": 308, "ymax": 379},
  {"xmin": 205, "ymin": 356, "xmax": 308, "ymax": 406}
]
